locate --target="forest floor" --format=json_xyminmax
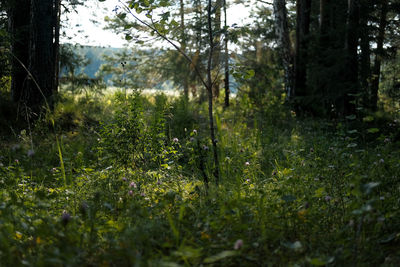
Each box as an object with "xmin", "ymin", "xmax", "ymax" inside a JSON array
[{"xmin": 0, "ymin": 91, "xmax": 399, "ymax": 266}]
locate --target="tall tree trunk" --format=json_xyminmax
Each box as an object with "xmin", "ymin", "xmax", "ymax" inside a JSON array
[
  {"xmin": 273, "ymin": 0, "xmax": 294, "ymax": 99},
  {"xmin": 212, "ymin": 0, "xmax": 222, "ymax": 99},
  {"xmin": 359, "ymin": 0, "xmax": 371, "ymax": 108},
  {"xmin": 370, "ymin": 0, "xmax": 388, "ymax": 111},
  {"xmin": 294, "ymin": 0, "xmax": 311, "ymax": 106},
  {"xmin": 53, "ymin": 0, "xmax": 61, "ymax": 94},
  {"xmin": 343, "ymin": 0, "xmax": 360, "ymax": 115},
  {"xmin": 223, "ymin": 0, "xmax": 230, "ymax": 107},
  {"xmin": 179, "ymin": 0, "xmax": 189, "ymax": 100},
  {"xmin": 28, "ymin": 0, "xmax": 56, "ymax": 113},
  {"xmin": 207, "ymin": 0, "xmax": 220, "ymax": 185},
  {"xmin": 8, "ymin": 0, "xmax": 30, "ymax": 104}
]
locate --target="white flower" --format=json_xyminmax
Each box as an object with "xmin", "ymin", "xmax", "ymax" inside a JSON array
[
  {"xmin": 234, "ymin": 239, "xmax": 243, "ymax": 250},
  {"xmin": 173, "ymin": 137, "xmax": 179, "ymax": 143}
]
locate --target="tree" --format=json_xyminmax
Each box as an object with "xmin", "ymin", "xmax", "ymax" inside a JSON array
[
  {"xmin": 7, "ymin": 0, "xmax": 62, "ymax": 116},
  {"xmin": 223, "ymin": 0, "xmax": 230, "ymax": 107},
  {"xmin": 293, "ymin": 0, "xmax": 311, "ymax": 110},
  {"xmin": 113, "ymin": 0, "xmax": 221, "ymax": 185},
  {"xmin": 8, "ymin": 0, "xmax": 31, "ymax": 104},
  {"xmin": 273, "ymin": 0, "xmax": 293, "ymax": 98},
  {"xmin": 370, "ymin": 0, "xmax": 389, "ymax": 111}
]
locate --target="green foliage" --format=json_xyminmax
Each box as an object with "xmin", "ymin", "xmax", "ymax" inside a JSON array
[{"xmin": 0, "ymin": 92, "xmax": 400, "ymax": 265}]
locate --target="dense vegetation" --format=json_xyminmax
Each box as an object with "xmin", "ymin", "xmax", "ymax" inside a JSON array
[
  {"xmin": 1, "ymin": 0, "xmax": 400, "ymax": 265},
  {"xmin": 0, "ymin": 91, "xmax": 399, "ymax": 265}
]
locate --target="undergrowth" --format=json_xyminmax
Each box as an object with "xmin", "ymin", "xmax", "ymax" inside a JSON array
[{"xmin": 0, "ymin": 91, "xmax": 399, "ymax": 266}]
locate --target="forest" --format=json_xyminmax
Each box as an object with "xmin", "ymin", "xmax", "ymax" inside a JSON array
[{"xmin": 0, "ymin": 0, "xmax": 400, "ymax": 265}]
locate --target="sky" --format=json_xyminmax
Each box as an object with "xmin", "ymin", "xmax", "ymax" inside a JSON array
[{"xmin": 61, "ymin": 0, "xmax": 255, "ymax": 48}]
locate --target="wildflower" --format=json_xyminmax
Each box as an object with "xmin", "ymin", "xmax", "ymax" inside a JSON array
[
  {"xmin": 27, "ymin": 149, "xmax": 35, "ymax": 157},
  {"xmin": 190, "ymin": 137, "xmax": 195, "ymax": 142},
  {"xmin": 157, "ymin": 180, "xmax": 161, "ymax": 185},
  {"xmin": 310, "ymin": 147, "xmax": 314, "ymax": 153},
  {"xmin": 234, "ymin": 239, "xmax": 243, "ymax": 250},
  {"xmin": 193, "ymin": 129, "xmax": 197, "ymax": 134},
  {"xmin": 140, "ymin": 192, "xmax": 146, "ymax": 197},
  {"xmin": 245, "ymin": 161, "xmax": 250, "ymax": 166},
  {"xmin": 61, "ymin": 211, "xmax": 71, "ymax": 226},
  {"xmin": 14, "ymin": 159, "xmax": 19, "ymax": 164},
  {"xmin": 384, "ymin": 138, "xmax": 390, "ymax": 143},
  {"xmin": 130, "ymin": 182, "xmax": 137, "ymax": 188},
  {"xmin": 129, "ymin": 190, "xmax": 133, "ymax": 196},
  {"xmin": 379, "ymin": 158, "xmax": 384, "ymax": 164},
  {"xmin": 122, "ymin": 177, "xmax": 127, "ymax": 182},
  {"xmin": 203, "ymin": 145, "xmax": 209, "ymax": 151},
  {"xmin": 324, "ymin": 196, "xmax": 332, "ymax": 202},
  {"xmin": 173, "ymin": 137, "xmax": 179, "ymax": 143}
]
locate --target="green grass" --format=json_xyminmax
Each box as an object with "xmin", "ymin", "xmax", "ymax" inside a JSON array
[{"xmin": 0, "ymin": 92, "xmax": 399, "ymax": 266}]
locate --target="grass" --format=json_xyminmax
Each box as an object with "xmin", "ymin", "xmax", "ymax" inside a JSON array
[{"xmin": 0, "ymin": 91, "xmax": 399, "ymax": 266}]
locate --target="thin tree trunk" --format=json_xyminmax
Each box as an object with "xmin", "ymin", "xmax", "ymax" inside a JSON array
[
  {"xmin": 179, "ymin": 0, "xmax": 189, "ymax": 100},
  {"xmin": 54, "ymin": 0, "xmax": 61, "ymax": 94},
  {"xmin": 207, "ymin": 0, "xmax": 220, "ymax": 185},
  {"xmin": 223, "ymin": 0, "xmax": 230, "ymax": 107},
  {"xmin": 370, "ymin": 0, "xmax": 388, "ymax": 111},
  {"xmin": 359, "ymin": 0, "xmax": 371, "ymax": 108},
  {"xmin": 212, "ymin": 0, "xmax": 222, "ymax": 99},
  {"xmin": 273, "ymin": 0, "xmax": 294, "ymax": 99}
]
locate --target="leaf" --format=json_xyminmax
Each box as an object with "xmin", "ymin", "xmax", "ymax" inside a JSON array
[
  {"xmin": 308, "ymin": 257, "xmax": 335, "ymax": 266},
  {"xmin": 314, "ymin": 187, "xmax": 325, "ymax": 198},
  {"xmin": 244, "ymin": 69, "xmax": 255, "ymax": 79},
  {"xmin": 363, "ymin": 116, "xmax": 374, "ymax": 122},
  {"xmin": 367, "ymin": 128, "xmax": 379, "ymax": 133},
  {"xmin": 282, "ymin": 241, "xmax": 302, "ymax": 252},
  {"xmin": 347, "ymin": 143, "xmax": 357, "ymax": 148},
  {"xmin": 345, "ymin": 115, "xmax": 356, "ymax": 120},
  {"xmin": 125, "ymin": 34, "xmax": 133, "ymax": 41},
  {"xmin": 379, "ymin": 233, "xmax": 397, "ymax": 244},
  {"xmin": 362, "ymin": 182, "xmax": 380, "ymax": 195},
  {"xmin": 203, "ymin": 251, "xmax": 237, "ymax": 263}
]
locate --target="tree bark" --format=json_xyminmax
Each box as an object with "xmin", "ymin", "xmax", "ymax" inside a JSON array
[
  {"xmin": 223, "ymin": 0, "xmax": 230, "ymax": 107},
  {"xmin": 370, "ymin": 0, "xmax": 388, "ymax": 111},
  {"xmin": 28, "ymin": 0, "xmax": 56, "ymax": 113},
  {"xmin": 294, "ymin": 0, "xmax": 311, "ymax": 102},
  {"xmin": 212, "ymin": 0, "xmax": 222, "ymax": 99},
  {"xmin": 8, "ymin": 0, "xmax": 31, "ymax": 104},
  {"xmin": 273, "ymin": 0, "xmax": 294, "ymax": 99},
  {"xmin": 343, "ymin": 0, "xmax": 360, "ymax": 115},
  {"xmin": 359, "ymin": 0, "xmax": 371, "ymax": 108},
  {"xmin": 54, "ymin": 0, "xmax": 61, "ymax": 94},
  {"xmin": 207, "ymin": 0, "xmax": 220, "ymax": 185},
  {"xmin": 179, "ymin": 0, "xmax": 189, "ymax": 100}
]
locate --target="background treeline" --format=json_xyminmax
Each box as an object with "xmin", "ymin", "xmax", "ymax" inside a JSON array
[{"xmin": 1, "ymin": 0, "xmax": 400, "ymax": 119}]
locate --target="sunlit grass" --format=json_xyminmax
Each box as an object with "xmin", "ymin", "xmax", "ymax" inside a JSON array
[{"xmin": 0, "ymin": 91, "xmax": 399, "ymax": 266}]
